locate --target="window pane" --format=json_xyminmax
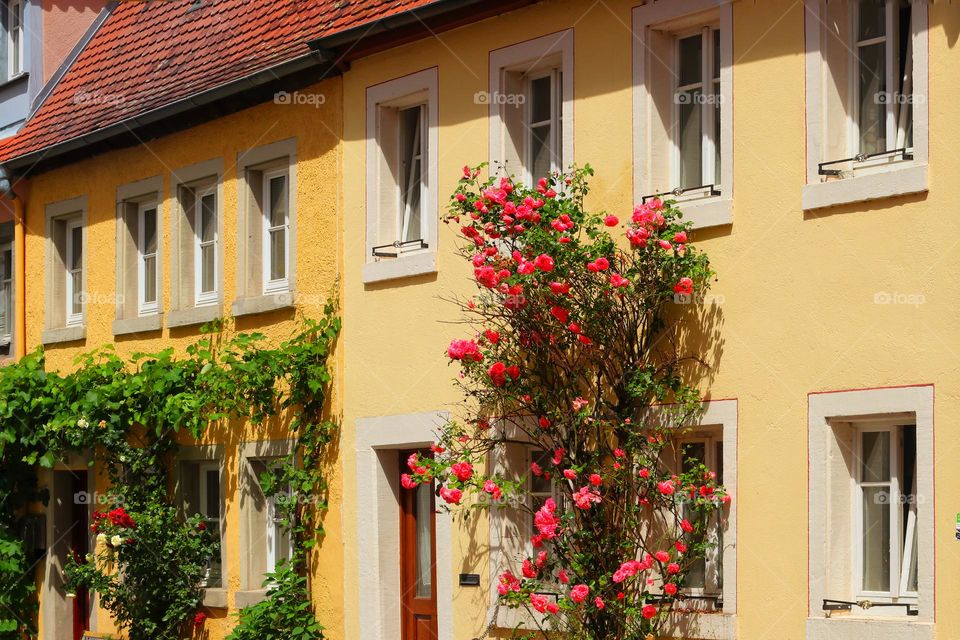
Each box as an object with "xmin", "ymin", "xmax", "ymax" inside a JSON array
[
  {"xmin": 142, "ymin": 208, "xmax": 157, "ymax": 255},
  {"xmin": 681, "ymin": 442, "xmax": 706, "ymax": 474},
  {"xmin": 862, "ymin": 486, "xmax": 890, "ymax": 592},
  {"xmin": 530, "ymin": 75, "xmax": 552, "ymax": 123},
  {"xmin": 70, "ymin": 226, "xmax": 83, "ymax": 271},
  {"xmin": 269, "ymin": 176, "xmax": 287, "ymax": 228},
  {"xmin": 200, "ymin": 194, "xmax": 216, "ymax": 243},
  {"xmin": 678, "ymin": 96, "xmax": 702, "ymax": 188},
  {"xmin": 858, "ymin": 0, "xmax": 887, "ymax": 41},
  {"xmin": 270, "ymin": 229, "xmax": 286, "ymax": 281},
  {"xmin": 713, "ymin": 30, "xmax": 721, "ymax": 80},
  {"xmin": 400, "ymin": 106, "xmax": 424, "ymax": 242},
  {"xmin": 204, "ymin": 468, "xmax": 220, "ymax": 518},
  {"xmin": 678, "ymin": 34, "xmax": 702, "ymax": 87},
  {"xmin": 858, "ymin": 41, "xmax": 887, "ymax": 155},
  {"xmin": 143, "ymin": 256, "xmax": 157, "ymax": 304},
  {"xmin": 414, "ymin": 481, "xmax": 433, "ymax": 599},
  {"xmin": 71, "ymin": 272, "xmax": 83, "ymax": 315},
  {"xmin": 530, "ymin": 124, "xmax": 552, "ymax": 183},
  {"xmin": 861, "ymin": 431, "xmax": 890, "ymax": 483},
  {"xmin": 530, "ymin": 451, "xmax": 553, "ymax": 495},
  {"xmin": 201, "ymin": 245, "xmax": 215, "ymax": 294}
]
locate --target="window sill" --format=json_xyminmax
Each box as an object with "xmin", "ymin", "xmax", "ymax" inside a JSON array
[
  {"xmin": 231, "ymin": 292, "xmax": 295, "ymax": 317},
  {"xmin": 112, "ymin": 314, "xmax": 163, "ymax": 336},
  {"xmin": 662, "ymin": 611, "xmax": 736, "ymax": 640},
  {"xmin": 234, "ymin": 589, "xmax": 270, "ymax": 608},
  {"xmin": 802, "ymin": 163, "xmax": 928, "ymax": 211},
  {"xmin": 41, "ymin": 325, "xmax": 86, "ymax": 345},
  {"xmin": 362, "ymin": 251, "xmax": 436, "ymax": 284},
  {"xmin": 807, "ymin": 616, "xmax": 932, "ymax": 640},
  {"xmin": 0, "ymin": 72, "xmax": 28, "ymax": 91},
  {"xmin": 201, "ymin": 587, "xmax": 228, "ymax": 609},
  {"xmin": 167, "ymin": 305, "xmax": 221, "ymax": 329},
  {"xmin": 676, "ymin": 196, "xmax": 732, "ymax": 230}
]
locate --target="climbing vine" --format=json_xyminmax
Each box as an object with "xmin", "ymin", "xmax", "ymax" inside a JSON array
[{"xmin": 0, "ymin": 299, "xmax": 340, "ymax": 640}]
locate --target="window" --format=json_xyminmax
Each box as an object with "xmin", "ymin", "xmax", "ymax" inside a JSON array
[
  {"xmin": 677, "ymin": 434, "xmax": 724, "ymax": 597},
  {"xmin": 855, "ymin": 426, "xmax": 917, "ymax": 601},
  {"xmin": 262, "ymin": 170, "xmax": 289, "ymax": 294},
  {"xmin": 179, "ymin": 455, "xmax": 225, "ymax": 595},
  {"xmin": 0, "ymin": 241, "xmax": 11, "ymax": 357},
  {"xmin": 248, "ymin": 458, "xmax": 292, "ymax": 576},
  {"xmin": 364, "ymin": 68, "xmax": 438, "ymax": 284},
  {"xmin": 137, "ymin": 203, "xmax": 159, "ymax": 316},
  {"xmin": 194, "ymin": 186, "xmax": 218, "ymax": 307},
  {"xmin": 43, "ymin": 197, "xmax": 86, "ymax": 343},
  {"xmin": 634, "ymin": 2, "xmax": 732, "ymax": 229},
  {"xmin": 489, "ymin": 31, "xmax": 573, "ymax": 184},
  {"xmin": 169, "ymin": 160, "xmax": 223, "ymax": 329},
  {"xmin": 234, "ymin": 139, "xmax": 297, "ymax": 314},
  {"xmin": 64, "ymin": 219, "xmax": 83, "ymax": 327},
  {"xmin": 2, "ymin": 0, "xmax": 23, "ymax": 82},
  {"xmin": 675, "ymin": 28, "xmax": 721, "ymax": 191},
  {"xmin": 803, "ymin": 1, "xmax": 928, "ymax": 210},
  {"xmin": 808, "ymin": 386, "xmax": 933, "ymax": 638},
  {"xmin": 197, "ymin": 462, "xmax": 222, "ymax": 588},
  {"xmin": 528, "ymin": 449, "xmax": 555, "ymax": 540}
]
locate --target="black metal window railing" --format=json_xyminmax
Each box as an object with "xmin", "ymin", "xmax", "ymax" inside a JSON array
[
  {"xmin": 818, "ymin": 148, "xmax": 913, "ymax": 176},
  {"xmin": 648, "ymin": 593, "xmax": 722, "ymax": 611},
  {"xmin": 371, "ymin": 238, "xmax": 428, "ymax": 258},
  {"xmin": 822, "ymin": 599, "xmax": 918, "ymax": 616},
  {"xmin": 641, "ymin": 184, "xmax": 721, "ymax": 204}
]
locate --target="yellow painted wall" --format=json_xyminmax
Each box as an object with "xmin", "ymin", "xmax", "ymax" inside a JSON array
[
  {"xmin": 21, "ymin": 77, "xmax": 345, "ymax": 640},
  {"xmin": 339, "ymin": 1, "xmax": 960, "ymax": 639}
]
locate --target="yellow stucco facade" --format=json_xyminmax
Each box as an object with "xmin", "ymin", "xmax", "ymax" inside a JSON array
[{"xmin": 8, "ymin": 1, "xmax": 960, "ymax": 639}]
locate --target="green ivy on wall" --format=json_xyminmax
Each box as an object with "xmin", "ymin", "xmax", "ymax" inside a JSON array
[{"xmin": 0, "ymin": 299, "xmax": 340, "ymax": 640}]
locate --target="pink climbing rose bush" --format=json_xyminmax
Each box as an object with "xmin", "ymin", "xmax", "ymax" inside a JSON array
[{"xmin": 403, "ymin": 165, "xmax": 726, "ymax": 639}]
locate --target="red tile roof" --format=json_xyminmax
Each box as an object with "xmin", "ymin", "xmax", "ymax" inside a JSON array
[{"xmin": 0, "ymin": 0, "xmax": 440, "ymax": 165}]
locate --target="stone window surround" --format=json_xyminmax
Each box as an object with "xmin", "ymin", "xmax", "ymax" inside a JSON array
[
  {"xmin": 802, "ymin": 0, "xmax": 929, "ymax": 211},
  {"xmin": 42, "ymin": 195, "xmax": 87, "ymax": 345},
  {"xmin": 233, "ymin": 138, "xmax": 298, "ymax": 318},
  {"xmin": 632, "ymin": 0, "xmax": 734, "ymax": 230},
  {"xmin": 114, "ymin": 175, "xmax": 164, "ymax": 336},
  {"xmin": 168, "ymin": 158, "xmax": 224, "ymax": 329},
  {"xmin": 174, "ymin": 443, "xmax": 228, "ymax": 609},
  {"xmin": 807, "ymin": 385, "xmax": 934, "ymax": 640},
  {"xmin": 487, "ymin": 400, "xmax": 738, "ymax": 639},
  {"xmin": 355, "ymin": 411, "xmax": 453, "ymax": 640},
  {"xmin": 364, "ymin": 67, "xmax": 439, "ymax": 285},
  {"xmin": 236, "ymin": 438, "xmax": 296, "ymax": 608}
]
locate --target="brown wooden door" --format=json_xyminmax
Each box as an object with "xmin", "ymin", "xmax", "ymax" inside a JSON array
[{"xmin": 399, "ymin": 450, "xmax": 438, "ymax": 640}]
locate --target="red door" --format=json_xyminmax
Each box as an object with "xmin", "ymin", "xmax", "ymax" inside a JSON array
[{"xmin": 399, "ymin": 450, "xmax": 438, "ymax": 640}]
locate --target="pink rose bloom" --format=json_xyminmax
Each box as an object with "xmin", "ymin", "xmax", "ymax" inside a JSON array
[
  {"xmin": 400, "ymin": 474, "xmax": 418, "ymax": 490},
  {"xmin": 534, "ymin": 254, "xmax": 555, "ymax": 272},
  {"xmin": 451, "ymin": 461, "xmax": 473, "ymax": 482},
  {"xmin": 439, "ymin": 487, "xmax": 462, "ymax": 505},
  {"xmin": 570, "ymin": 584, "xmax": 590, "ymax": 603}
]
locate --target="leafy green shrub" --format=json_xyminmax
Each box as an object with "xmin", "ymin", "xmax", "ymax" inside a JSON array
[
  {"xmin": 226, "ymin": 562, "xmax": 324, "ymax": 640},
  {"xmin": 0, "ymin": 528, "xmax": 36, "ymax": 639}
]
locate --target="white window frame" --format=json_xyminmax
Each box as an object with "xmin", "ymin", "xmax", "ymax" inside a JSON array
[
  {"xmin": 803, "ymin": 0, "xmax": 928, "ymax": 210},
  {"xmin": 672, "ymin": 26, "xmax": 721, "ymax": 194},
  {"xmin": 197, "ymin": 460, "xmax": 222, "ymax": 588},
  {"xmin": 852, "ymin": 423, "xmax": 918, "ymax": 606},
  {"xmin": 633, "ymin": 1, "xmax": 733, "ymax": 229},
  {"xmin": 193, "ymin": 185, "xmax": 218, "ymax": 307},
  {"xmin": 0, "ymin": 241, "xmax": 11, "ymax": 348},
  {"xmin": 522, "ymin": 68, "xmax": 563, "ymax": 185},
  {"xmin": 264, "ymin": 484, "xmax": 291, "ymax": 574},
  {"xmin": 64, "ymin": 218, "xmax": 84, "ymax": 328},
  {"xmin": 364, "ymin": 68, "xmax": 439, "ymax": 284},
  {"xmin": 676, "ymin": 432, "xmax": 724, "ymax": 599},
  {"xmin": 137, "ymin": 202, "xmax": 159, "ymax": 317},
  {"xmin": 397, "ymin": 103, "xmax": 428, "ymax": 247},
  {"xmin": 808, "ymin": 386, "xmax": 933, "ymax": 640},
  {"xmin": 261, "ymin": 168, "xmax": 290, "ymax": 295},
  {"xmin": 6, "ymin": 0, "xmax": 23, "ymax": 79}
]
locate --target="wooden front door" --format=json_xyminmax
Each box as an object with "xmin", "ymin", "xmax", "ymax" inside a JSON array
[
  {"xmin": 62, "ymin": 471, "xmax": 90, "ymax": 640},
  {"xmin": 399, "ymin": 450, "xmax": 438, "ymax": 640}
]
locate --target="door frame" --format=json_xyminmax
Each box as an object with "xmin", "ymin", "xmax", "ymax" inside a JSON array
[{"xmin": 355, "ymin": 412, "xmax": 454, "ymax": 640}]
